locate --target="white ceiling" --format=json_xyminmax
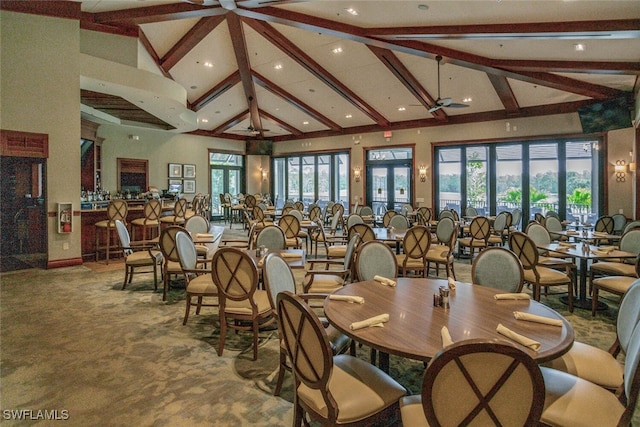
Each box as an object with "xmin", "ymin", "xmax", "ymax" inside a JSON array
[{"xmin": 73, "ymin": 0, "xmax": 639, "ymax": 140}]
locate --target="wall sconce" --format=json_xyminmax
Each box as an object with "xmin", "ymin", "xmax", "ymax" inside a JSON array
[
  {"xmin": 615, "ymin": 160, "xmax": 626, "ymax": 182},
  {"xmin": 419, "ymin": 165, "xmax": 427, "ymax": 182},
  {"xmin": 629, "ymin": 151, "xmax": 636, "ymax": 172},
  {"xmin": 353, "ymin": 166, "xmax": 361, "ymax": 182},
  {"xmin": 261, "ymin": 169, "xmax": 268, "ymax": 182}
]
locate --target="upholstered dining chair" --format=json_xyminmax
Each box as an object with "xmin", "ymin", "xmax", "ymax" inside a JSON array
[
  {"xmin": 591, "ymin": 257, "xmax": 640, "ymax": 316},
  {"xmin": 508, "ymin": 231, "xmax": 573, "ymax": 311},
  {"xmin": 131, "ymin": 198, "xmax": 162, "ymax": 242},
  {"xmin": 465, "ymin": 206, "xmax": 479, "ymax": 217},
  {"xmin": 396, "ymin": 225, "xmax": 431, "ymax": 278},
  {"xmin": 158, "ymin": 225, "xmax": 187, "ymax": 301},
  {"xmin": 278, "ymin": 214, "xmax": 302, "ymax": 249},
  {"xmin": 612, "ymin": 213, "xmax": 628, "ymax": 235},
  {"xmin": 184, "ymin": 214, "xmax": 210, "ymax": 258},
  {"xmin": 346, "ymin": 213, "xmax": 364, "ymax": 229},
  {"xmin": 355, "ymin": 240, "xmax": 398, "ymax": 282},
  {"xmin": 294, "ymin": 200, "xmax": 304, "ymax": 211},
  {"xmin": 287, "ymin": 209, "xmax": 309, "ymax": 250},
  {"xmin": 255, "ymin": 224, "xmax": 286, "ymax": 250},
  {"xmin": 400, "ymin": 339, "xmax": 544, "ymax": 427},
  {"xmin": 458, "ymin": 216, "xmax": 491, "ymax": 260},
  {"xmin": 624, "ymin": 220, "xmax": 640, "ymax": 234},
  {"xmin": 211, "ymin": 247, "xmax": 275, "ymax": 361},
  {"xmin": 159, "ymin": 197, "xmax": 187, "ymax": 227},
  {"xmin": 95, "ymin": 199, "xmax": 128, "ymax": 264},
  {"xmin": 438, "ymin": 209, "xmax": 454, "ymax": 220},
  {"xmin": 589, "ymin": 229, "xmax": 640, "ymax": 287},
  {"xmin": 414, "ymin": 207, "xmax": 431, "ymax": 226},
  {"xmin": 311, "ymin": 212, "xmax": 347, "ymax": 258},
  {"xmin": 303, "ymin": 233, "xmax": 361, "ymax": 294},
  {"xmin": 115, "ymin": 219, "xmax": 163, "ymax": 291},
  {"xmin": 540, "ymin": 318, "xmax": 640, "ymax": 427},
  {"xmin": 544, "ymin": 278, "xmax": 640, "ymax": 391},
  {"xmin": 487, "ymin": 211, "xmax": 509, "ymax": 246},
  {"xmin": 347, "ymin": 222, "xmax": 376, "ymax": 244},
  {"xmin": 471, "ymin": 247, "xmax": 524, "ymax": 293},
  {"xmin": 595, "ymin": 215, "xmax": 615, "ymax": 234},
  {"xmin": 382, "ymin": 210, "xmax": 398, "ymax": 227},
  {"xmin": 263, "ymin": 253, "xmax": 351, "ymax": 396},
  {"xmin": 175, "ymin": 231, "xmax": 219, "ymax": 325},
  {"xmin": 426, "ymin": 217, "xmax": 458, "ymax": 280},
  {"xmin": 359, "ymin": 205, "xmax": 374, "ymax": 217},
  {"xmin": 276, "ymin": 291, "xmax": 406, "ymax": 426},
  {"xmin": 544, "ymin": 215, "xmax": 565, "ymax": 241},
  {"xmin": 389, "ymin": 214, "xmax": 409, "ymax": 230},
  {"xmin": 308, "ymin": 205, "xmax": 322, "ymax": 223}
]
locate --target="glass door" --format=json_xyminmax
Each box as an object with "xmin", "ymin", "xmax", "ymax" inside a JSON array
[
  {"xmin": 209, "ymin": 152, "xmax": 244, "ymax": 220},
  {"xmin": 367, "ymin": 165, "xmax": 412, "ymax": 215}
]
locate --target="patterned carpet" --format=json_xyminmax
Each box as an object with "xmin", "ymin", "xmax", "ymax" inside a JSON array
[{"xmin": 1, "ymin": 222, "xmax": 637, "ymax": 426}]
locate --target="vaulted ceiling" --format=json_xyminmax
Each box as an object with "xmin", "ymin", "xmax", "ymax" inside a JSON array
[{"xmin": 15, "ymin": 1, "xmax": 640, "ymax": 141}]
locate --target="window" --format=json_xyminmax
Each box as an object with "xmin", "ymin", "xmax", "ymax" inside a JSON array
[{"xmin": 366, "ymin": 147, "xmax": 413, "ymax": 214}]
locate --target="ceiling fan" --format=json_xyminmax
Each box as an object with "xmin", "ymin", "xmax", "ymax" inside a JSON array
[
  {"xmin": 230, "ymin": 97, "xmax": 270, "ymax": 135},
  {"xmin": 428, "ymin": 55, "xmax": 470, "ymax": 113}
]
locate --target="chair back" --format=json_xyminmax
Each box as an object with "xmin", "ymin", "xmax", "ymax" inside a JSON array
[
  {"xmin": 107, "ymin": 200, "xmax": 128, "ymax": 222},
  {"xmin": 256, "ymin": 225, "xmax": 286, "ymax": 249},
  {"xmin": 511, "ymin": 208, "xmax": 522, "ymax": 230},
  {"xmin": 308, "ymin": 205, "xmax": 322, "ymax": 223},
  {"xmin": 211, "ymin": 247, "xmax": 259, "ymax": 303},
  {"xmin": 382, "ymin": 210, "xmax": 398, "ymax": 227},
  {"xmin": 421, "ymin": 339, "xmax": 544, "ymax": 426},
  {"xmin": 417, "ymin": 207, "xmax": 432, "ymax": 223},
  {"xmin": 435, "ymin": 217, "xmax": 456, "ymax": 245},
  {"xmin": 619, "ymin": 321, "xmax": 640, "ymax": 426},
  {"xmin": 612, "ymin": 213, "xmax": 628, "ymax": 234},
  {"xmin": 617, "ymin": 278, "xmax": 640, "ymax": 354},
  {"xmin": 253, "ymin": 205, "xmax": 266, "ymax": 222},
  {"xmin": 439, "ymin": 209, "xmax": 454, "ymax": 220},
  {"xmin": 343, "ymin": 233, "xmax": 362, "ymax": 272},
  {"xmin": 451, "ymin": 209, "xmax": 460, "ymax": 221},
  {"xmin": 545, "ymin": 215, "xmax": 563, "ymax": 235},
  {"xmin": 526, "ymin": 222, "xmax": 551, "ymax": 246},
  {"xmin": 185, "ymin": 214, "xmax": 209, "ymax": 234},
  {"xmin": 508, "ymin": 232, "xmax": 539, "ymax": 271},
  {"xmin": 143, "ymin": 198, "xmax": 162, "ymax": 221},
  {"xmin": 595, "ymin": 215, "xmax": 614, "ymax": 234},
  {"xmin": 355, "ymin": 240, "xmax": 397, "ymax": 281},
  {"xmin": 492, "ymin": 211, "xmax": 508, "ymax": 233},
  {"xmin": 115, "ymin": 220, "xmax": 132, "ymax": 255},
  {"xmin": 400, "ymin": 203, "xmax": 413, "ymax": 216},
  {"xmin": 159, "ymin": 226, "xmax": 186, "ymax": 263},
  {"xmin": 620, "ymin": 229, "xmax": 640, "ymax": 255},
  {"xmin": 279, "ymin": 214, "xmax": 301, "ymax": 239},
  {"xmin": 346, "ymin": 214, "xmax": 364, "ymax": 229},
  {"xmin": 546, "ymin": 211, "xmax": 560, "ymax": 219},
  {"xmin": 294, "ymin": 201, "xmax": 305, "ymax": 211},
  {"xmin": 173, "ymin": 198, "xmax": 187, "ymax": 219},
  {"xmin": 348, "ymin": 223, "xmax": 375, "ymax": 243},
  {"xmin": 175, "ymin": 231, "xmax": 197, "ymax": 271},
  {"xmin": 624, "ymin": 221, "xmax": 640, "ymax": 234},
  {"xmin": 389, "ymin": 214, "xmax": 409, "ymax": 230},
  {"xmin": 402, "ymin": 226, "xmax": 431, "ymax": 260},
  {"xmin": 264, "ymin": 253, "xmax": 296, "ymax": 310},
  {"xmin": 277, "ymin": 292, "xmax": 335, "ymax": 417},
  {"xmin": 202, "ymin": 194, "xmax": 211, "ymax": 215},
  {"xmin": 328, "ymin": 206, "xmax": 342, "ymax": 233},
  {"xmin": 465, "ymin": 206, "xmax": 478, "ymax": 217},
  {"xmin": 244, "ymin": 194, "xmax": 257, "ymax": 209},
  {"xmin": 468, "ymin": 216, "xmax": 491, "ymax": 241},
  {"xmin": 359, "ymin": 206, "xmax": 374, "ymax": 217},
  {"xmin": 533, "ymin": 212, "xmax": 545, "ymax": 225},
  {"xmin": 289, "ymin": 209, "xmax": 303, "ymax": 222},
  {"xmin": 472, "ymin": 247, "xmax": 524, "ymax": 292}
]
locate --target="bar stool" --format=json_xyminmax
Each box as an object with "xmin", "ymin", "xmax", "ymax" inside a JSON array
[
  {"xmin": 95, "ymin": 199, "xmax": 128, "ymax": 264},
  {"xmin": 160, "ymin": 198, "xmax": 187, "ymax": 228},
  {"xmin": 130, "ymin": 198, "xmax": 162, "ymax": 242}
]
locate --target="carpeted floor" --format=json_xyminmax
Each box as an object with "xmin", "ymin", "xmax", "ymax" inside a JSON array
[{"xmin": 0, "ymin": 222, "xmax": 637, "ymax": 426}]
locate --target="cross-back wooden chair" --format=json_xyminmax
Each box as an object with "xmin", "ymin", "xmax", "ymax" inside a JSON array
[
  {"xmin": 458, "ymin": 216, "xmax": 491, "ymax": 260},
  {"xmin": 211, "ymin": 247, "xmax": 275, "ymax": 361},
  {"xmin": 397, "ymin": 225, "xmax": 431, "ymax": 278},
  {"xmin": 400, "ymin": 339, "xmax": 544, "ymax": 427},
  {"xmin": 308, "ymin": 205, "xmax": 322, "ymax": 223},
  {"xmin": 508, "ymin": 231, "xmax": 573, "ymax": 311},
  {"xmin": 348, "ymin": 223, "xmax": 376, "ymax": 244},
  {"xmin": 131, "ymin": 198, "xmax": 162, "ymax": 242},
  {"xmin": 95, "ymin": 199, "xmax": 128, "ymax": 264},
  {"xmin": 426, "ymin": 217, "xmax": 458, "ymax": 280},
  {"xmin": 158, "ymin": 225, "xmax": 188, "ymax": 301},
  {"xmin": 595, "ymin": 215, "xmax": 615, "ymax": 234},
  {"xmin": 278, "ymin": 214, "xmax": 302, "ymax": 249},
  {"xmin": 160, "ymin": 197, "xmax": 187, "ymax": 227},
  {"xmin": 382, "ymin": 210, "xmax": 398, "ymax": 227},
  {"xmin": 115, "ymin": 219, "xmax": 163, "ymax": 291}
]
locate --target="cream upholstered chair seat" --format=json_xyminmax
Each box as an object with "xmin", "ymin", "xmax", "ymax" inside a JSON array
[
  {"xmin": 303, "ymin": 274, "xmax": 344, "ymax": 293},
  {"xmin": 304, "ymin": 234, "xmax": 360, "ymax": 294},
  {"xmin": 126, "ymin": 249, "xmax": 163, "ymax": 266},
  {"xmin": 225, "ymin": 290, "xmax": 271, "ymax": 315},
  {"xmin": 115, "ymin": 219, "xmax": 162, "ymax": 290},
  {"xmin": 594, "ymin": 275, "xmax": 638, "ymax": 294},
  {"xmin": 186, "ymin": 274, "xmax": 217, "ymax": 294},
  {"xmin": 326, "ymin": 244, "xmax": 347, "ymax": 258},
  {"xmin": 426, "ymin": 245, "xmax": 449, "ymax": 260},
  {"xmin": 395, "ymin": 255, "xmax": 425, "ymax": 269},
  {"xmin": 590, "ymin": 261, "xmax": 636, "ymax": 277},
  {"xmin": 523, "ymin": 266, "xmax": 571, "ymax": 286}
]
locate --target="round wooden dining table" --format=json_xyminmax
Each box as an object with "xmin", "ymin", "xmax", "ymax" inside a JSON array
[{"xmin": 324, "ymin": 278, "xmax": 574, "ymax": 372}]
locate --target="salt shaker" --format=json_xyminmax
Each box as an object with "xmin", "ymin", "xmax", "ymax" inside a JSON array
[{"xmin": 439, "ymin": 286, "xmax": 450, "ymax": 309}]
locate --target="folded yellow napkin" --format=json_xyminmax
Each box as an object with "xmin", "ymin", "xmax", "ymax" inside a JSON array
[
  {"xmin": 593, "ymin": 231, "xmax": 608, "ymax": 237},
  {"xmin": 494, "ymin": 293, "xmax": 531, "ymax": 300},
  {"xmin": 301, "ymin": 220, "xmax": 312, "ymax": 225},
  {"xmin": 374, "ymin": 275, "xmax": 396, "ymax": 287},
  {"xmin": 329, "ymin": 295, "xmax": 364, "ymax": 304},
  {"xmin": 591, "ymin": 250, "xmax": 610, "ymax": 256},
  {"xmin": 554, "ymin": 246, "xmax": 569, "ymax": 252},
  {"xmin": 281, "ymin": 252, "xmax": 302, "ymax": 258},
  {"xmin": 582, "ymin": 222, "xmax": 592, "ymax": 227},
  {"xmin": 561, "ymin": 220, "xmax": 572, "ymax": 225},
  {"xmin": 566, "ymin": 230, "xmax": 579, "ymax": 235},
  {"xmin": 196, "ymin": 233, "xmax": 214, "ymax": 238},
  {"xmin": 350, "ymin": 313, "xmax": 389, "ymax": 330},
  {"xmin": 496, "ymin": 323, "xmax": 541, "ymax": 351},
  {"xmin": 599, "ymin": 246, "xmax": 616, "ymax": 252},
  {"xmin": 513, "ymin": 311, "xmax": 562, "ymax": 327},
  {"xmin": 447, "ymin": 277, "xmax": 456, "ymax": 290},
  {"xmin": 558, "ymin": 242, "xmax": 576, "ymax": 248},
  {"xmin": 441, "ymin": 326, "xmax": 453, "ymax": 347}
]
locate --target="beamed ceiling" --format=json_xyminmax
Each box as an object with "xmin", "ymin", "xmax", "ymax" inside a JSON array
[{"xmin": 6, "ymin": 0, "xmax": 640, "ymax": 141}]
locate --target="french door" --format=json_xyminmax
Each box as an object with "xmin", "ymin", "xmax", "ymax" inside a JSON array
[
  {"xmin": 210, "ymin": 166, "xmax": 242, "ymax": 219},
  {"xmin": 367, "ymin": 164, "xmax": 412, "ymax": 215}
]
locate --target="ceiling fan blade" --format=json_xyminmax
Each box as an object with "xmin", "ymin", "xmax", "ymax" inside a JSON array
[
  {"xmin": 439, "ymin": 98, "xmax": 452, "ymax": 107},
  {"xmin": 447, "ymin": 103, "xmax": 470, "ymax": 109},
  {"xmin": 428, "ymin": 105, "xmax": 443, "ymax": 113}
]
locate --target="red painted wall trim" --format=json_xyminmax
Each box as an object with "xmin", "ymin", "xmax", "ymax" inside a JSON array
[{"xmin": 47, "ymin": 257, "xmax": 83, "ymax": 269}]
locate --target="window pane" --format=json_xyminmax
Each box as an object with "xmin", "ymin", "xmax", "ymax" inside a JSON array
[
  {"xmin": 287, "ymin": 157, "xmax": 300, "ymax": 202},
  {"xmin": 529, "ymin": 143, "xmax": 558, "ymax": 219},
  {"xmin": 317, "ymin": 155, "xmax": 330, "ymax": 204},
  {"xmin": 273, "ymin": 158, "xmax": 286, "ymax": 208},
  {"xmin": 336, "ymin": 154, "xmax": 348, "ymax": 209},
  {"xmin": 438, "ymin": 148, "xmax": 461, "ymax": 213},
  {"xmin": 466, "ymin": 147, "xmax": 488, "ymax": 215},
  {"xmin": 301, "ymin": 156, "xmax": 315, "ymax": 208},
  {"xmin": 566, "ymin": 140, "xmax": 595, "ymax": 222},
  {"xmin": 496, "ymin": 145, "xmax": 522, "ymax": 213}
]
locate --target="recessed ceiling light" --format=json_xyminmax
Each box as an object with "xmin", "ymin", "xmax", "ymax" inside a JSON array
[
  {"xmin": 274, "ymin": 64, "xmax": 283, "ymax": 70},
  {"xmin": 345, "ymin": 114, "xmax": 352, "ymax": 119},
  {"xmin": 200, "ymin": 118, "xmax": 208, "ymax": 123},
  {"xmin": 332, "ymin": 47, "xmax": 343, "ymax": 54},
  {"xmin": 463, "ymin": 97, "xmax": 472, "ymax": 103},
  {"xmin": 302, "ymin": 121, "xmax": 309, "ymax": 125},
  {"xmin": 574, "ymin": 43, "xmax": 585, "ymax": 51},
  {"xmin": 204, "ymin": 62, "xmax": 213, "ymax": 68},
  {"xmin": 345, "ymin": 8, "xmax": 358, "ymax": 16},
  {"xmin": 398, "ymin": 107, "xmax": 406, "ymax": 111}
]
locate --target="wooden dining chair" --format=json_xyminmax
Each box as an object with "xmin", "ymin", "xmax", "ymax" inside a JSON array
[
  {"xmin": 359, "ymin": 205, "xmax": 374, "ymax": 217},
  {"xmin": 263, "ymin": 253, "xmax": 351, "ymax": 396},
  {"xmin": 400, "ymin": 339, "xmax": 544, "ymax": 427},
  {"xmin": 426, "ymin": 217, "xmax": 458, "ymax": 280},
  {"xmin": 159, "ymin": 197, "xmax": 187, "ymax": 227},
  {"xmin": 389, "ymin": 214, "xmax": 409, "ymax": 229},
  {"xmin": 355, "ymin": 240, "xmax": 397, "ymax": 281},
  {"xmin": 130, "ymin": 198, "xmax": 162, "ymax": 242},
  {"xmin": 458, "ymin": 216, "xmax": 491, "ymax": 260},
  {"xmin": 114, "ymin": 219, "xmax": 163, "ymax": 291},
  {"xmin": 471, "ymin": 247, "xmax": 524, "ymax": 293},
  {"xmin": 347, "ymin": 222, "xmax": 376, "ymax": 244},
  {"xmin": 595, "ymin": 215, "xmax": 615, "ymax": 234},
  {"xmin": 303, "ymin": 233, "xmax": 361, "ymax": 294},
  {"xmin": 544, "ymin": 278, "xmax": 640, "ymax": 390},
  {"xmin": 508, "ymin": 231, "xmax": 573, "ymax": 311},
  {"xmin": 397, "ymin": 225, "xmax": 431, "ymax": 278},
  {"xmin": 277, "ymin": 291, "xmax": 406, "ymax": 426},
  {"xmin": 382, "ymin": 210, "xmax": 398, "ymax": 227},
  {"xmin": 540, "ymin": 319, "xmax": 640, "ymax": 427},
  {"xmin": 278, "ymin": 214, "xmax": 302, "ymax": 249},
  {"xmin": 255, "ymin": 224, "xmax": 286, "ymax": 250},
  {"xmin": 158, "ymin": 225, "xmax": 188, "ymax": 301},
  {"xmin": 589, "ymin": 229, "xmax": 640, "ymax": 287},
  {"xmin": 211, "ymin": 247, "xmax": 275, "ymax": 361},
  {"xmin": 95, "ymin": 199, "xmax": 128, "ymax": 264},
  {"xmin": 591, "ymin": 257, "xmax": 640, "ymax": 316}
]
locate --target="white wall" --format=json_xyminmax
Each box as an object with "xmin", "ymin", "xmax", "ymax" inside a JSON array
[{"xmin": 607, "ymin": 127, "xmax": 635, "ymax": 217}]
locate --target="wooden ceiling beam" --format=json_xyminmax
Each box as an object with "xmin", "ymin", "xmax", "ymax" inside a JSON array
[
  {"xmin": 494, "ymin": 60, "xmax": 640, "ymax": 75},
  {"xmin": 192, "ymin": 71, "xmax": 242, "ymax": 111},
  {"xmin": 92, "ymin": 3, "xmax": 226, "ymax": 25},
  {"xmin": 234, "ymin": 6, "xmax": 627, "ymax": 100},
  {"xmin": 241, "ymin": 16, "xmax": 390, "ymax": 127},
  {"xmin": 367, "ymin": 19, "xmax": 640, "ymax": 40},
  {"xmin": 486, "ymin": 74, "xmax": 520, "ymax": 116},
  {"xmin": 138, "ymin": 29, "xmax": 173, "ymax": 80},
  {"xmin": 367, "ymin": 45, "xmax": 447, "ymax": 122},
  {"xmin": 161, "ymin": 15, "xmax": 226, "ymax": 71},
  {"xmin": 252, "ymin": 71, "xmax": 341, "ymax": 131},
  {"xmin": 258, "ymin": 109, "xmax": 303, "ymax": 136},
  {"xmin": 211, "ymin": 110, "xmax": 249, "ymax": 134},
  {"xmin": 226, "ymin": 12, "xmax": 261, "ymax": 131}
]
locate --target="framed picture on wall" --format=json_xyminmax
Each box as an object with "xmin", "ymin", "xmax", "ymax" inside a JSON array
[
  {"xmin": 168, "ymin": 179, "xmax": 182, "ymax": 192},
  {"xmin": 183, "ymin": 179, "xmax": 196, "ymax": 194},
  {"xmin": 183, "ymin": 164, "xmax": 196, "ymax": 178},
  {"xmin": 169, "ymin": 163, "xmax": 182, "ymax": 178}
]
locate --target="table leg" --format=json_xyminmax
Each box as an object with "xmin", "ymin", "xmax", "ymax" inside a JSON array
[
  {"xmin": 559, "ymin": 257, "xmax": 607, "ymax": 310},
  {"xmin": 379, "ymin": 351, "xmax": 390, "ymax": 373}
]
